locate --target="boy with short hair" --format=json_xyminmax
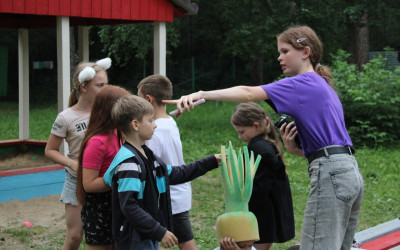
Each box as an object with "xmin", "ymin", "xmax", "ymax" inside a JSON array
[
  {"xmin": 137, "ymin": 74, "xmax": 198, "ymax": 249},
  {"xmin": 104, "ymin": 95, "xmax": 220, "ymax": 249}
]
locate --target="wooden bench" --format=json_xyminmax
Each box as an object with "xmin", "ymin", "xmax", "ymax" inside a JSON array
[{"xmin": 354, "ymin": 218, "xmax": 400, "ymax": 250}]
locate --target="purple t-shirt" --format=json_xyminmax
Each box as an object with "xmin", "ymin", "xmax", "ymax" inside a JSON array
[{"xmin": 261, "ymin": 72, "xmax": 352, "ymax": 157}]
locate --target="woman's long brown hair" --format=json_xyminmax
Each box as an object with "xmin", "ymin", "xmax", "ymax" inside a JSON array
[{"xmin": 76, "ymin": 85, "xmax": 130, "ymax": 205}]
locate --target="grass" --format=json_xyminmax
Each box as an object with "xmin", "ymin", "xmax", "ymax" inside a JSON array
[
  {"xmin": 1, "ymin": 101, "xmax": 400, "ymax": 249},
  {"xmin": 0, "ymin": 102, "xmax": 58, "ymax": 140},
  {"xmin": 1, "ymin": 225, "xmax": 63, "ymax": 249},
  {"xmin": 3, "ymin": 226, "xmax": 47, "ymax": 244}
]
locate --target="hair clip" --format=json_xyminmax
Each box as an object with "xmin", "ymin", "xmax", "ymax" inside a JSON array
[
  {"xmin": 265, "ymin": 116, "xmax": 269, "ymax": 120},
  {"xmin": 78, "ymin": 57, "xmax": 112, "ymax": 84},
  {"xmin": 78, "ymin": 67, "xmax": 96, "ymax": 84},
  {"xmin": 296, "ymin": 37, "xmax": 307, "ymax": 43},
  {"xmin": 95, "ymin": 57, "xmax": 112, "ymax": 70}
]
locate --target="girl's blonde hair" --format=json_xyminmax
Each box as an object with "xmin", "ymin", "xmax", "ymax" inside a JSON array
[
  {"xmin": 277, "ymin": 25, "xmax": 333, "ymax": 85},
  {"xmin": 69, "ymin": 62, "xmax": 107, "ymax": 107},
  {"xmin": 231, "ymin": 102, "xmax": 283, "ymax": 158}
]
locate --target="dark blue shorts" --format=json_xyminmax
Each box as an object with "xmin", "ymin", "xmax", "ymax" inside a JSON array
[{"xmin": 173, "ymin": 211, "xmax": 194, "ymax": 243}]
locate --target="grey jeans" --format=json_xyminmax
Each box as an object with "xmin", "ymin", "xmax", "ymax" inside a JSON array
[{"xmin": 300, "ymin": 154, "xmax": 364, "ymax": 250}]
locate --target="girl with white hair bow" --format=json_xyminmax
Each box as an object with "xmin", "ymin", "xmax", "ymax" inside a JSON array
[{"xmin": 45, "ymin": 58, "xmax": 111, "ymax": 249}]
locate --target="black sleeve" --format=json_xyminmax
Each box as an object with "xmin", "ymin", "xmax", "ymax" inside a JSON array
[
  {"xmin": 265, "ymin": 99, "xmax": 278, "ymax": 113},
  {"xmin": 168, "ymin": 154, "xmax": 218, "ymax": 185},
  {"xmin": 117, "ymin": 168, "xmax": 167, "ymax": 241},
  {"xmin": 249, "ymin": 141, "xmax": 279, "ymax": 194}
]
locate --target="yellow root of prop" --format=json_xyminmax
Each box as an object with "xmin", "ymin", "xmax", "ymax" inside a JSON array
[{"xmin": 216, "ymin": 211, "xmax": 260, "ymax": 242}]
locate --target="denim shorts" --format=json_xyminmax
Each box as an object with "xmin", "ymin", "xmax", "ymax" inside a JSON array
[
  {"xmin": 137, "ymin": 239, "xmax": 159, "ymax": 249},
  {"xmin": 60, "ymin": 170, "xmax": 78, "ymax": 206},
  {"xmin": 301, "ymin": 153, "xmax": 364, "ymax": 249},
  {"xmin": 173, "ymin": 211, "xmax": 194, "ymax": 243}
]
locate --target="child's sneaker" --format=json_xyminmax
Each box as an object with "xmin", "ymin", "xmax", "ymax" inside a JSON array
[
  {"xmin": 351, "ymin": 239, "xmax": 362, "ymax": 248},
  {"xmin": 287, "ymin": 244, "xmax": 300, "ymax": 250}
]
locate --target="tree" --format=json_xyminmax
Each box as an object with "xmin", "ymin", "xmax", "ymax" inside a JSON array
[
  {"xmin": 96, "ymin": 23, "xmax": 179, "ymax": 67},
  {"xmin": 343, "ymin": 1, "xmax": 369, "ymax": 70},
  {"xmin": 368, "ymin": 0, "xmax": 400, "ymax": 51},
  {"xmin": 218, "ymin": 0, "xmax": 294, "ymax": 84},
  {"xmin": 172, "ymin": 0, "xmax": 295, "ymax": 84},
  {"xmin": 88, "ymin": 0, "xmax": 400, "ymax": 89}
]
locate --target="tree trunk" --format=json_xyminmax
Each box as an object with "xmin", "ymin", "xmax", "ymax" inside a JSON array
[
  {"xmin": 347, "ymin": 12, "xmax": 369, "ymax": 71},
  {"xmin": 250, "ymin": 50, "xmax": 264, "ymax": 85}
]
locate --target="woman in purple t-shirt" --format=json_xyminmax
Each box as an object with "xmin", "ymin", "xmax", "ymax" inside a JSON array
[{"xmin": 165, "ymin": 25, "xmax": 364, "ymax": 250}]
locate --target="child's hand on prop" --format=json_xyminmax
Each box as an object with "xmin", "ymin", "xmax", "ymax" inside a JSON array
[
  {"xmin": 219, "ymin": 237, "xmax": 241, "ymax": 250},
  {"xmin": 214, "ymin": 154, "xmax": 222, "ymax": 166},
  {"xmin": 161, "ymin": 230, "xmax": 178, "ymax": 248},
  {"xmin": 216, "ymin": 142, "xmax": 262, "ymax": 243}
]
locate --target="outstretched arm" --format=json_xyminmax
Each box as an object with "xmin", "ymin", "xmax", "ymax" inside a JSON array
[
  {"xmin": 163, "ymin": 86, "xmax": 269, "ymax": 116},
  {"xmin": 169, "ymin": 154, "xmax": 220, "ymax": 185}
]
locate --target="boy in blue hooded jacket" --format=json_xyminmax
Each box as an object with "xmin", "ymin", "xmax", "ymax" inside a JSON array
[{"xmin": 104, "ymin": 95, "xmax": 220, "ymax": 249}]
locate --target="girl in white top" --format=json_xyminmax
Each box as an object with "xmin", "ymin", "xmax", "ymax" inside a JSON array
[{"xmin": 45, "ymin": 58, "xmax": 111, "ymax": 249}]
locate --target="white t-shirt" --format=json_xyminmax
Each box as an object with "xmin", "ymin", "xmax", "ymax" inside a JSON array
[
  {"xmin": 51, "ymin": 108, "xmax": 89, "ymax": 177},
  {"xmin": 145, "ymin": 117, "xmax": 192, "ymax": 214}
]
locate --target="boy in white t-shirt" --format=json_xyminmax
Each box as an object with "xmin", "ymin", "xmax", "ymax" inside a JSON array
[{"xmin": 138, "ymin": 74, "xmax": 197, "ymax": 250}]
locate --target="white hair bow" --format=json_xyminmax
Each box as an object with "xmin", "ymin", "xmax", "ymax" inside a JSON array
[{"xmin": 78, "ymin": 57, "xmax": 112, "ymax": 84}]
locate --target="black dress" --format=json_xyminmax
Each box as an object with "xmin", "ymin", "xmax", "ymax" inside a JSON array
[{"xmin": 248, "ymin": 134, "xmax": 295, "ymax": 243}]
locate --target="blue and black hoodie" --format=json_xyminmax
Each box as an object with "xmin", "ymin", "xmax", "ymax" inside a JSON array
[{"xmin": 103, "ymin": 142, "xmax": 218, "ymax": 250}]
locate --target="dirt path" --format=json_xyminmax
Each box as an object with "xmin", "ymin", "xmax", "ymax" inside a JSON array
[{"xmin": 0, "ymin": 195, "xmax": 65, "ymax": 248}]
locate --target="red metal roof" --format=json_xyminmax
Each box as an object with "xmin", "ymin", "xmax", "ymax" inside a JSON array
[{"xmin": 0, "ymin": 0, "xmax": 196, "ymax": 28}]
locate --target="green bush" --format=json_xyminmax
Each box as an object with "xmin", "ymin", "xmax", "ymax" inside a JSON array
[{"xmin": 331, "ymin": 49, "xmax": 400, "ymax": 147}]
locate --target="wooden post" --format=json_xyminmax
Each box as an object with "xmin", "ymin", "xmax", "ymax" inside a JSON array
[
  {"xmin": 153, "ymin": 22, "xmax": 166, "ymax": 76},
  {"xmin": 57, "ymin": 16, "xmax": 71, "ymax": 155},
  {"xmin": 18, "ymin": 29, "xmax": 29, "ymax": 140},
  {"xmin": 78, "ymin": 26, "xmax": 89, "ymax": 62}
]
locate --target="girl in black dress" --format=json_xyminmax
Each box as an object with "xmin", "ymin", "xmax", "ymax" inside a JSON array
[{"xmin": 231, "ymin": 102, "xmax": 295, "ymax": 250}]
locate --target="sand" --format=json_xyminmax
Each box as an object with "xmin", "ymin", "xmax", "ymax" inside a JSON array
[
  {"xmin": 0, "ymin": 195, "xmax": 65, "ymax": 248},
  {"xmin": 0, "ymin": 151, "xmax": 56, "ymax": 171}
]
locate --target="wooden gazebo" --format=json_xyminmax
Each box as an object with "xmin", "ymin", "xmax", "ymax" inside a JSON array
[{"xmin": 0, "ymin": 0, "xmax": 198, "ymax": 149}]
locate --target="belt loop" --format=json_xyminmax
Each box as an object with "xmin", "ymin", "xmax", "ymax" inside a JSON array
[
  {"xmin": 323, "ymin": 147, "xmax": 329, "ymax": 158},
  {"xmin": 348, "ymin": 146, "xmax": 353, "ymax": 155}
]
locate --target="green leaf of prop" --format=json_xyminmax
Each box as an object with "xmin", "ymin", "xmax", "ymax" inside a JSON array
[{"xmin": 220, "ymin": 142, "xmax": 261, "ymax": 212}]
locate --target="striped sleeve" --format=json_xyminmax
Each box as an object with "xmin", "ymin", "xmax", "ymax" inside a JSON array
[{"xmin": 115, "ymin": 162, "xmax": 145, "ymax": 199}]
